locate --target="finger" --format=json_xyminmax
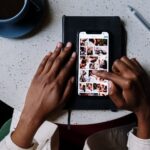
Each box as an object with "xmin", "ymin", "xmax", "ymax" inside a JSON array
[
  {"xmin": 113, "ymin": 58, "xmax": 137, "ymax": 79},
  {"xmin": 130, "ymin": 58, "xmax": 145, "ymax": 73},
  {"xmin": 130, "ymin": 58, "xmax": 140, "ymax": 68},
  {"xmin": 112, "ymin": 59, "xmax": 133, "ymax": 75},
  {"xmin": 109, "ymin": 81, "xmax": 126, "ymax": 109},
  {"xmin": 47, "ymin": 42, "xmax": 72, "ymax": 78},
  {"xmin": 130, "ymin": 58, "xmax": 149, "ymax": 92},
  {"xmin": 92, "ymin": 70, "xmax": 128, "ymax": 88},
  {"xmin": 121, "ymin": 57, "xmax": 147, "ymax": 82},
  {"xmin": 112, "ymin": 65, "xmax": 120, "ymax": 74},
  {"xmin": 120, "ymin": 57, "xmax": 144, "ymax": 79},
  {"xmin": 57, "ymin": 52, "xmax": 76, "ymax": 87},
  {"xmin": 35, "ymin": 52, "xmax": 52, "ymax": 76},
  {"xmin": 120, "ymin": 56, "xmax": 137, "ymax": 71},
  {"xmin": 42, "ymin": 42, "xmax": 63, "ymax": 74},
  {"xmin": 60, "ymin": 76, "xmax": 75, "ymax": 104}
]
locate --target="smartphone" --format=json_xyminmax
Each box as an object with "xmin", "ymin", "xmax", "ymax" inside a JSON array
[{"xmin": 78, "ymin": 31, "xmax": 109, "ymax": 97}]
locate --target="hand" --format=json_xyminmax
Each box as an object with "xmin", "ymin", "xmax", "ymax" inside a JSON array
[
  {"xmin": 12, "ymin": 42, "xmax": 76, "ymax": 148},
  {"xmin": 22, "ymin": 42, "xmax": 76, "ymax": 122},
  {"xmin": 93, "ymin": 56, "xmax": 150, "ymax": 138}
]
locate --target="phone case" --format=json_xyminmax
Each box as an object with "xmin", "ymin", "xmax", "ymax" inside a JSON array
[{"xmin": 62, "ymin": 15, "xmax": 126, "ymax": 110}]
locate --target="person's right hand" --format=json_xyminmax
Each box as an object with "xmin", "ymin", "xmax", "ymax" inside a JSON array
[{"xmin": 93, "ymin": 56, "xmax": 150, "ymax": 138}]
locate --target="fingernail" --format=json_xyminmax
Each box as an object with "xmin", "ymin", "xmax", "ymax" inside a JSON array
[
  {"xmin": 66, "ymin": 42, "xmax": 72, "ymax": 47},
  {"xmin": 56, "ymin": 42, "xmax": 62, "ymax": 48},
  {"xmin": 48, "ymin": 52, "xmax": 52, "ymax": 55},
  {"xmin": 92, "ymin": 70, "xmax": 97, "ymax": 74},
  {"xmin": 71, "ymin": 52, "xmax": 76, "ymax": 58},
  {"xmin": 71, "ymin": 77, "xmax": 75, "ymax": 83}
]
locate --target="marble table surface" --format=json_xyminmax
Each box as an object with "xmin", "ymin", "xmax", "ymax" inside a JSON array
[{"xmin": 0, "ymin": 0, "xmax": 150, "ymax": 124}]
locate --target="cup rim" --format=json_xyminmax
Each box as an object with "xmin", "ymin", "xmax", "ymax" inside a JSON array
[{"xmin": 0, "ymin": 0, "xmax": 28, "ymax": 23}]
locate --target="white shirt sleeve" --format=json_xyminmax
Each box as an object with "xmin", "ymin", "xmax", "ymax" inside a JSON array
[
  {"xmin": 0, "ymin": 109, "xmax": 59, "ymax": 150},
  {"xmin": 127, "ymin": 128, "xmax": 150, "ymax": 150},
  {"xmin": 0, "ymin": 133, "xmax": 34, "ymax": 150},
  {"xmin": 83, "ymin": 124, "xmax": 150, "ymax": 150}
]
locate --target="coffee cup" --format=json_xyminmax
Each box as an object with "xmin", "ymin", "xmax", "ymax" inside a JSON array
[{"xmin": 0, "ymin": 0, "xmax": 45, "ymax": 38}]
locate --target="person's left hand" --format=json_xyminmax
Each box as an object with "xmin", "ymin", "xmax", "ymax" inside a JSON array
[
  {"xmin": 22, "ymin": 42, "xmax": 76, "ymax": 122},
  {"xmin": 12, "ymin": 42, "xmax": 76, "ymax": 148}
]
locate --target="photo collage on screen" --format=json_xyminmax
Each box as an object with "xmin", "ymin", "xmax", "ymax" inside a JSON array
[{"xmin": 78, "ymin": 38, "xmax": 109, "ymax": 96}]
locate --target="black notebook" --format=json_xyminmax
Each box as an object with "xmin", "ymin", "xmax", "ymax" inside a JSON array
[{"xmin": 62, "ymin": 15, "xmax": 126, "ymax": 110}]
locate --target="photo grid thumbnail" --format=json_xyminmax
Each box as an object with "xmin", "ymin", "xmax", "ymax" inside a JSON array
[{"xmin": 79, "ymin": 38, "xmax": 109, "ymax": 96}]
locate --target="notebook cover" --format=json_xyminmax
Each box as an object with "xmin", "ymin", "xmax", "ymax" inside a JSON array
[{"xmin": 62, "ymin": 16, "xmax": 126, "ymax": 110}]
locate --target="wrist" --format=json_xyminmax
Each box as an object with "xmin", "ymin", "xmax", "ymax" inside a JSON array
[
  {"xmin": 135, "ymin": 111, "xmax": 150, "ymax": 139},
  {"xmin": 11, "ymin": 112, "xmax": 42, "ymax": 148},
  {"xmin": 136, "ymin": 111, "xmax": 150, "ymax": 125}
]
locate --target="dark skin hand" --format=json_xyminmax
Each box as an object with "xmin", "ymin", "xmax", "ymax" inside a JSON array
[
  {"xmin": 93, "ymin": 56, "xmax": 150, "ymax": 139},
  {"xmin": 11, "ymin": 42, "xmax": 77, "ymax": 148},
  {"xmin": 11, "ymin": 49, "xmax": 150, "ymax": 148}
]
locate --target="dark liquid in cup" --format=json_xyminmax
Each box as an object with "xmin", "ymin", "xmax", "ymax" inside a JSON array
[{"xmin": 0, "ymin": 0, "xmax": 24, "ymax": 19}]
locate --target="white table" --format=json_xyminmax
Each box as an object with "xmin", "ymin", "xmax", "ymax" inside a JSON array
[{"xmin": 0, "ymin": 0, "xmax": 150, "ymax": 125}]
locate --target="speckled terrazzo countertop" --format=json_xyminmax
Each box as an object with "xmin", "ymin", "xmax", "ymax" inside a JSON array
[{"xmin": 0, "ymin": 0, "xmax": 150, "ymax": 125}]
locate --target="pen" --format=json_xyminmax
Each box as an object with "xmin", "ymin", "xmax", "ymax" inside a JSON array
[{"xmin": 128, "ymin": 5, "xmax": 150, "ymax": 31}]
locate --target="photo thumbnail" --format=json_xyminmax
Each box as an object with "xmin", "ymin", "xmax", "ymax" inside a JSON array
[
  {"xmin": 79, "ymin": 70, "xmax": 89, "ymax": 82},
  {"xmin": 79, "ymin": 83, "xmax": 86, "ymax": 93},
  {"xmin": 86, "ymin": 83, "xmax": 93, "ymax": 93},
  {"xmin": 80, "ymin": 47, "xmax": 87, "ymax": 55},
  {"xmin": 94, "ymin": 46, "xmax": 107, "ymax": 56},
  {"xmin": 89, "ymin": 70, "xmax": 100, "ymax": 82},
  {"xmin": 99, "ymin": 58, "xmax": 107, "ymax": 70},
  {"xmin": 87, "ymin": 46, "xmax": 93, "ymax": 55},
  {"xmin": 80, "ymin": 39, "xmax": 88, "ymax": 46},
  {"xmin": 80, "ymin": 56, "xmax": 88, "ymax": 69},
  {"xmin": 95, "ymin": 39, "xmax": 107, "ymax": 46},
  {"xmin": 88, "ymin": 56, "xmax": 99, "ymax": 70},
  {"xmin": 93, "ymin": 83, "xmax": 108, "ymax": 95}
]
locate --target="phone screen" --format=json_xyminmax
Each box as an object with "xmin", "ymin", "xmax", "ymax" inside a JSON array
[{"xmin": 78, "ymin": 32, "xmax": 109, "ymax": 96}]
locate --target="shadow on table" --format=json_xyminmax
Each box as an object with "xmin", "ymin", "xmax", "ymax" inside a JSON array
[
  {"xmin": 18, "ymin": 0, "xmax": 53, "ymax": 39},
  {"xmin": 121, "ymin": 20, "xmax": 127, "ymax": 56}
]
